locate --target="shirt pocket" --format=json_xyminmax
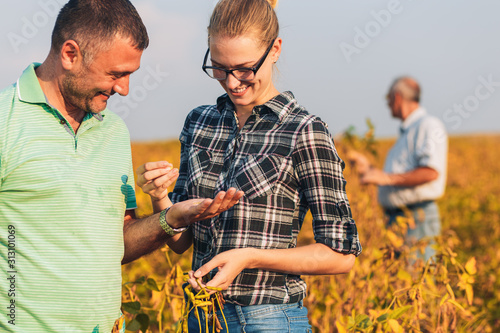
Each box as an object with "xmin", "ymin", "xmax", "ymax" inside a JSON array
[
  {"xmin": 233, "ymin": 154, "xmax": 283, "ymax": 200},
  {"xmin": 186, "ymin": 148, "xmax": 213, "ymax": 197}
]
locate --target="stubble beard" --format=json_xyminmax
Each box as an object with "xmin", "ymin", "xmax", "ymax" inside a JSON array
[{"xmin": 61, "ymin": 70, "xmax": 106, "ymax": 114}]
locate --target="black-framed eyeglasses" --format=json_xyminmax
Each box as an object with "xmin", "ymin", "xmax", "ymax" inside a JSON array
[{"xmin": 202, "ymin": 39, "xmax": 276, "ymax": 81}]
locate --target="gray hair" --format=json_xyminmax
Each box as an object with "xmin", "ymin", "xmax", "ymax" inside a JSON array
[{"xmin": 390, "ymin": 76, "xmax": 421, "ymax": 103}]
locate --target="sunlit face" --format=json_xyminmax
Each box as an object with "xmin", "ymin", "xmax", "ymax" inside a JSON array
[
  {"xmin": 208, "ymin": 35, "xmax": 281, "ymax": 113},
  {"xmin": 61, "ymin": 38, "xmax": 143, "ymax": 113}
]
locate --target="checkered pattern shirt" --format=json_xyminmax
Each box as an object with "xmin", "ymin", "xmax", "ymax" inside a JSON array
[{"xmin": 170, "ymin": 91, "xmax": 361, "ymax": 305}]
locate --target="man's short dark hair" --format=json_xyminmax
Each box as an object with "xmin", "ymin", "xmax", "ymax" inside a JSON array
[{"xmin": 51, "ymin": 0, "xmax": 149, "ymax": 64}]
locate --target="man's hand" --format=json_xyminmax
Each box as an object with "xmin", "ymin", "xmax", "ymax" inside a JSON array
[
  {"xmin": 363, "ymin": 167, "xmax": 438, "ymax": 187},
  {"xmin": 346, "ymin": 150, "xmax": 371, "ymax": 175},
  {"xmin": 136, "ymin": 161, "xmax": 179, "ymax": 201},
  {"xmin": 166, "ymin": 188, "xmax": 245, "ymax": 229},
  {"xmin": 360, "ymin": 168, "xmax": 392, "ymax": 186}
]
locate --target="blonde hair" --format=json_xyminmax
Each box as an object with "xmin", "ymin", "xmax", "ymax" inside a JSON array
[{"xmin": 208, "ymin": 0, "xmax": 279, "ymax": 47}]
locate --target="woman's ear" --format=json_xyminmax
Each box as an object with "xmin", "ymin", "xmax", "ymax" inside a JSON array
[{"xmin": 271, "ymin": 37, "xmax": 282, "ymax": 63}]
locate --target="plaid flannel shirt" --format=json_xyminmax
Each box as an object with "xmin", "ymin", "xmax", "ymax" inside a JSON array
[{"xmin": 170, "ymin": 91, "xmax": 361, "ymax": 305}]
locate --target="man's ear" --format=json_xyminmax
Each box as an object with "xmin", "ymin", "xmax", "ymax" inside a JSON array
[{"xmin": 60, "ymin": 40, "xmax": 82, "ymax": 70}]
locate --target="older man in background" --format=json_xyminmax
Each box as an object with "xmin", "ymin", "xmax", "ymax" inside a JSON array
[{"xmin": 350, "ymin": 77, "xmax": 448, "ymax": 261}]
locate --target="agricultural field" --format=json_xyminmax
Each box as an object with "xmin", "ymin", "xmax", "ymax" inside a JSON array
[{"xmin": 122, "ymin": 134, "xmax": 500, "ymax": 333}]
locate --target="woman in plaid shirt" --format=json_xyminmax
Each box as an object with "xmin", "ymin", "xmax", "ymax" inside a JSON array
[{"xmin": 137, "ymin": 0, "xmax": 361, "ymax": 331}]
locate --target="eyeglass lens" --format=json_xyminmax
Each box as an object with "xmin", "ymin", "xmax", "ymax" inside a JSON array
[{"xmin": 206, "ymin": 68, "xmax": 255, "ymax": 81}]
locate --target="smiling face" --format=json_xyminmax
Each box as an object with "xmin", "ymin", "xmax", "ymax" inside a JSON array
[
  {"xmin": 208, "ymin": 35, "xmax": 281, "ymax": 115},
  {"xmin": 61, "ymin": 37, "xmax": 143, "ymax": 114}
]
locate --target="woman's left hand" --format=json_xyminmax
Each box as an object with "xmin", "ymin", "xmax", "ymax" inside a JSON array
[
  {"xmin": 136, "ymin": 161, "xmax": 179, "ymax": 201},
  {"xmin": 187, "ymin": 248, "xmax": 254, "ymax": 292}
]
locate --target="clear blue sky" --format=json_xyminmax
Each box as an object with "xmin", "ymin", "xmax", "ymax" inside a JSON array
[{"xmin": 1, "ymin": 0, "xmax": 499, "ymax": 141}]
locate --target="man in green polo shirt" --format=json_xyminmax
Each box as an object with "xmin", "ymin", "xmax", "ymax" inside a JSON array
[{"xmin": 0, "ymin": 1, "xmax": 243, "ymax": 332}]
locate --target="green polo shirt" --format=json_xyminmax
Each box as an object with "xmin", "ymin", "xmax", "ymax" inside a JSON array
[{"xmin": 0, "ymin": 64, "xmax": 137, "ymax": 332}]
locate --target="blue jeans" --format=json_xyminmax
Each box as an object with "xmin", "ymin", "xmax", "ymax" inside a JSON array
[
  {"xmin": 386, "ymin": 200, "xmax": 441, "ymax": 261},
  {"xmin": 187, "ymin": 301, "xmax": 312, "ymax": 332}
]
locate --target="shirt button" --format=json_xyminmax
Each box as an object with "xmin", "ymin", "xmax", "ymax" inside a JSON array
[{"xmin": 60, "ymin": 119, "xmax": 66, "ymax": 125}]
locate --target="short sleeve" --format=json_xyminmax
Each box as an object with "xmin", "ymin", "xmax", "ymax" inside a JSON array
[
  {"xmin": 415, "ymin": 117, "xmax": 448, "ymax": 175},
  {"xmin": 292, "ymin": 119, "xmax": 361, "ymax": 256}
]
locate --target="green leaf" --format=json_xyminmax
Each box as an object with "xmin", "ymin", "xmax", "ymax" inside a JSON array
[
  {"xmin": 354, "ymin": 314, "xmax": 368, "ymax": 323},
  {"xmin": 123, "ymin": 276, "xmax": 145, "ymax": 286},
  {"xmin": 129, "ymin": 276, "xmax": 146, "ymax": 284},
  {"xmin": 376, "ymin": 313, "xmax": 389, "ymax": 322},
  {"xmin": 358, "ymin": 315, "xmax": 373, "ymax": 329},
  {"xmin": 122, "ymin": 301, "xmax": 141, "ymax": 314},
  {"xmin": 354, "ymin": 314, "xmax": 372, "ymax": 329},
  {"xmin": 135, "ymin": 276, "xmax": 146, "ymax": 284},
  {"xmin": 346, "ymin": 125, "xmax": 356, "ymax": 136},
  {"xmin": 388, "ymin": 305, "xmax": 412, "ymax": 320},
  {"xmin": 126, "ymin": 319, "xmax": 141, "ymax": 331},
  {"xmin": 145, "ymin": 278, "xmax": 161, "ymax": 291},
  {"xmin": 135, "ymin": 313, "xmax": 150, "ymax": 333}
]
